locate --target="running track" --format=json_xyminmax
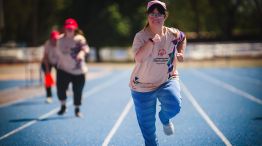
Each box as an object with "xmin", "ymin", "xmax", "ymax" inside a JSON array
[{"xmin": 0, "ymin": 67, "xmax": 261, "ymax": 146}]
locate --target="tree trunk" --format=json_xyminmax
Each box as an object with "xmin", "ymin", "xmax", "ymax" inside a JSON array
[
  {"xmin": 190, "ymin": 0, "xmax": 200, "ymax": 38},
  {"xmin": 95, "ymin": 47, "xmax": 101, "ymax": 62},
  {"xmin": 254, "ymin": 0, "xmax": 262, "ymax": 34},
  {"xmin": 0, "ymin": 0, "xmax": 4, "ymax": 43},
  {"xmin": 32, "ymin": 0, "xmax": 38, "ymax": 46}
]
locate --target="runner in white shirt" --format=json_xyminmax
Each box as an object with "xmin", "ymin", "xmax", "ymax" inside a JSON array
[
  {"xmin": 41, "ymin": 30, "xmax": 59, "ymax": 103},
  {"xmin": 56, "ymin": 18, "xmax": 90, "ymax": 118},
  {"xmin": 129, "ymin": 1, "xmax": 187, "ymax": 145}
]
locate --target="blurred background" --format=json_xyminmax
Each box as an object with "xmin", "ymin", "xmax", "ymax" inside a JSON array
[
  {"xmin": 0, "ymin": 0, "xmax": 261, "ymax": 64},
  {"xmin": 0, "ymin": 1, "xmax": 261, "ymax": 145}
]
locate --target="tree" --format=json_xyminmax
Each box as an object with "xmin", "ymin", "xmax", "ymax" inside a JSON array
[
  {"xmin": 1, "ymin": 0, "xmax": 261, "ymax": 50},
  {"xmin": 58, "ymin": 0, "xmax": 146, "ymax": 62},
  {"xmin": 2, "ymin": 0, "xmax": 64, "ymax": 46},
  {"xmin": 208, "ymin": 0, "xmax": 242, "ymax": 39}
]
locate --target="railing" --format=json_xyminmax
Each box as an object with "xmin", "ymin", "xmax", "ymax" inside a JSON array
[
  {"xmin": 0, "ymin": 46, "xmax": 44, "ymax": 63},
  {"xmin": 0, "ymin": 42, "xmax": 261, "ymax": 63}
]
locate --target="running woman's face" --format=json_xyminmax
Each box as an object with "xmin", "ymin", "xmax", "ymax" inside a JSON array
[
  {"xmin": 148, "ymin": 9, "xmax": 165, "ymax": 27},
  {"xmin": 65, "ymin": 28, "xmax": 75, "ymax": 38}
]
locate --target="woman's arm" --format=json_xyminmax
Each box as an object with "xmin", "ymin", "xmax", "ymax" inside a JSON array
[
  {"xmin": 76, "ymin": 36, "xmax": 90, "ymax": 61},
  {"xmin": 76, "ymin": 49, "xmax": 86, "ymax": 61},
  {"xmin": 176, "ymin": 32, "xmax": 187, "ymax": 62},
  {"xmin": 134, "ymin": 34, "xmax": 160, "ymax": 63},
  {"xmin": 134, "ymin": 40, "xmax": 154, "ymax": 63},
  {"xmin": 171, "ymin": 31, "xmax": 186, "ymax": 76}
]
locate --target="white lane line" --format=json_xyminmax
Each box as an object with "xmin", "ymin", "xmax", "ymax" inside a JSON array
[
  {"xmin": 192, "ymin": 70, "xmax": 262, "ymax": 105},
  {"xmin": 181, "ymin": 82, "xmax": 232, "ymax": 146},
  {"xmin": 213, "ymin": 69, "xmax": 262, "ymax": 86},
  {"xmin": 102, "ymin": 98, "xmax": 133, "ymax": 146},
  {"xmin": 0, "ymin": 108, "xmax": 59, "ymax": 141},
  {"xmin": 0, "ymin": 71, "xmax": 128, "ymax": 141}
]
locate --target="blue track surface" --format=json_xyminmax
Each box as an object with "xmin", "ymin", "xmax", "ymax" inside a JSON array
[
  {"xmin": 0, "ymin": 67, "xmax": 261, "ymax": 146},
  {"xmin": 0, "ymin": 80, "xmax": 39, "ymax": 91}
]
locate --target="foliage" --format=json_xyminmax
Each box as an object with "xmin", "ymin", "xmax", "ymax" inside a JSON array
[{"xmin": 1, "ymin": 0, "xmax": 261, "ymax": 47}]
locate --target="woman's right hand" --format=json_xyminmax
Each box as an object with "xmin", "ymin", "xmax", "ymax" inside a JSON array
[
  {"xmin": 134, "ymin": 34, "xmax": 161, "ymax": 63},
  {"xmin": 152, "ymin": 34, "xmax": 161, "ymax": 43}
]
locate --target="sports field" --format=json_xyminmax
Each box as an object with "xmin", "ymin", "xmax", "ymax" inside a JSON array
[{"xmin": 0, "ymin": 60, "xmax": 261, "ymax": 146}]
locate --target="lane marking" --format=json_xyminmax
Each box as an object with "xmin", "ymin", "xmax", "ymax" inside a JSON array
[
  {"xmin": 213, "ymin": 69, "xmax": 262, "ymax": 86},
  {"xmin": 181, "ymin": 82, "xmax": 232, "ymax": 146},
  {"xmin": 0, "ymin": 108, "xmax": 59, "ymax": 141},
  {"xmin": 192, "ymin": 70, "xmax": 262, "ymax": 105},
  {"xmin": 0, "ymin": 71, "xmax": 128, "ymax": 141},
  {"xmin": 102, "ymin": 98, "xmax": 133, "ymax": 146}
]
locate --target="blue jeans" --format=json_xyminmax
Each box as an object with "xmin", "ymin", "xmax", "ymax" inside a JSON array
[{"xmin": 131, "ymin": 79, "xmax": 182, "ymax": 146}]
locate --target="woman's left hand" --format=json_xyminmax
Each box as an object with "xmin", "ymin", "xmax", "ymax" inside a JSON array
[
  {"xmin": 76, "ymin": 50, "xmax": 85, "ymax": 61},
  {"xmin": 176, "ymin": 53, "xmax": 184, "ymax": 62}
]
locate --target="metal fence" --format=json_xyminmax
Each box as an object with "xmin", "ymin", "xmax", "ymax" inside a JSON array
[{"xmin": 0, "ymin": 42, "xmax": 261, "ymax": 63}]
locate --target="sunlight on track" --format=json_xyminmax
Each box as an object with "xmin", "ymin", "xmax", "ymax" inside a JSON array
[
  {"xmin": 192, "ymin": 69, "xmax": 262, "ymax": 105},
  {"xmin": 0, "ymin": 71, "xmax": 128, "ymax": 141},
  {"xmin": 181, "ymin": 81, "xmax": 232, "ymax": 146},
  {"xmin": 102, "ymin": 98, "xmax": 133, "ymax": 146}
]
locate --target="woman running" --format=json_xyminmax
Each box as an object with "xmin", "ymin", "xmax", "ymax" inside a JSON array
[
  {"xmin": 56, "ymin": 18, "xmax": 90, "ymax": 118},
  {"xmin": 129, "ymin": 1, "xmax": 187, "ymax": 145}
]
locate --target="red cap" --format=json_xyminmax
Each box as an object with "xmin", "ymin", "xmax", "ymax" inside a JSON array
[
  {"xmin": 50, "ymin": 31, "xmax": 60, "ymax": 40},
  {"xmin": 64, "ymin": 18, "xmax": 78, "ymax": 30}
]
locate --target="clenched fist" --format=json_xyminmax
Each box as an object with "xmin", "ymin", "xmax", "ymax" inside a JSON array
[
  {"xmin": 152, "ymin": 34, "xmax": 161, "ymax": 43},
  {"xmin": 176, "ymin": 53, "xmax": 184, "ymax": 62}
]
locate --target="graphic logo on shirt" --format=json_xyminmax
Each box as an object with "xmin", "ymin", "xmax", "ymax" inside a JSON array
[
  {"xmin": 153, "ymin": 58, "xmax": 169, "ymax": 64},
  {"xmin": 133, "ymin": 76, "xmax": 140, "ymax": 85},
  {"xmin": 158, "ymin": 48, "xmax": 166, "ymax": 57},
  {"xmin": 70, "ymin": 43, "xmax": 82, "ymax": 69},
  {"xmin": 152, "ymin": 48, "xmax": 168, "ymax": 64}
]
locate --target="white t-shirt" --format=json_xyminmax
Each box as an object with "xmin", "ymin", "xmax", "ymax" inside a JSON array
[
  {"xmin": 56, "ymin": 34, "xmax": 89, "ymax": 75},
  {"xmin": 129, "ymin": 26, "xmax": 186, "ymax": 92}
]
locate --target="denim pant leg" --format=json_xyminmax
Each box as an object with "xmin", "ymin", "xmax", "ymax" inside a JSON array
[
  {"xmin": 131, "ymin": 90, "xmax": 159, "ymax": 146},
  {"xmin": 156, "ymin": 79, "xmax": 182, "ymax": 125}
]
